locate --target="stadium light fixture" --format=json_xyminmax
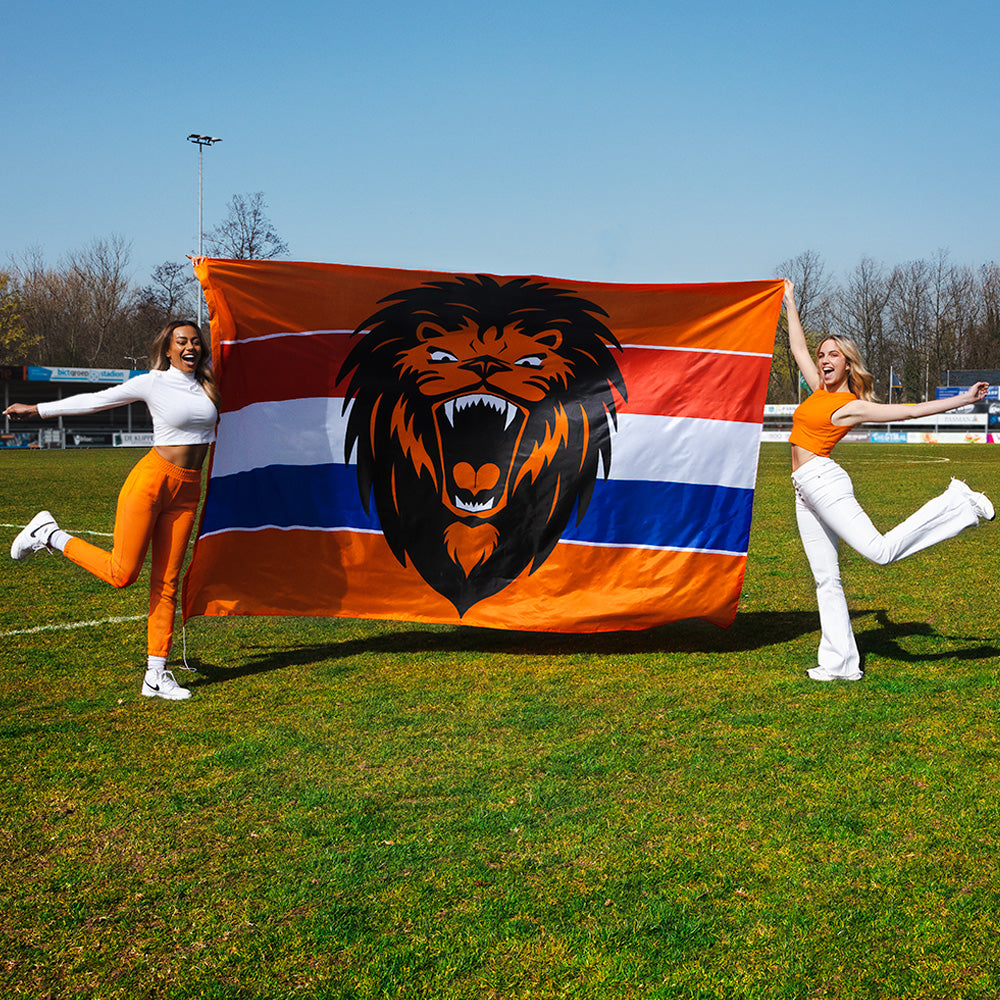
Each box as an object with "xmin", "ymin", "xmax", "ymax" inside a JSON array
[{"xmin": 187, "ymin": 134, "xmax": 223, "ymax": 324}]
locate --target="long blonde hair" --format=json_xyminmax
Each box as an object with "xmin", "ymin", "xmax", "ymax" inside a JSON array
[
  {"xmin": 150, "ymin": 320, "xmax": 221, "ymax": 410},
  {"xmin": 818, "ymin": 335, "xmax": 877, "ymax": 401}
]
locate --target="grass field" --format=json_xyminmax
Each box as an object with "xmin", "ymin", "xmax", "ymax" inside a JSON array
[{"xmin": 2, "ymin": 443, "xmax": 999, "ymax": 999}]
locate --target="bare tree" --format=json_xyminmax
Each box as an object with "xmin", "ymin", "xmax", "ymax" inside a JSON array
[
  {"xmin": 134, "ymin": 260, "xmax": 200, "ymax": 352},
  {"xmin": 203, "ymin": 192, "xmax": 289, "ymax": 260},
  {"xmin": 11, "ymin": 247, "xmax": 90, "ymax": 366},
  {"xmin": 66, "ymin": 235, "xmax": 137, "ymax": 366},
  {"xmin": 11, "ymin": 238, "xmax": 142, "ymax": 368},
  {"xmin": 149, "ymin": 260, "xmax": 198, "ymax": 317},
  {"xmin": 887, "ymin": 260, "xmax": 931, "ymax": 401},
  {"xmin": 925, "ymin": 249, "xmax": 959, "ymax": 390},
  {"xmin": 923, "ymin": 250, "xmax": 985, "ymax": 386},
  {"xmin": 945, "ymin": 264, "xmax": 982, "ymax": 371},
  {"xmin": 965, "ymin": 262, "xmax": 1000, "ymax": 368},
  {"xmin": 834, "ymin": 257, "xmax": 895, "ymax": 397}
]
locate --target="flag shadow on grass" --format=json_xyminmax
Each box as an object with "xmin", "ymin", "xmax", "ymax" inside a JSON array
[{"xmin": 186, "ymin": 609, "xmax": 842, "ymax": 685}]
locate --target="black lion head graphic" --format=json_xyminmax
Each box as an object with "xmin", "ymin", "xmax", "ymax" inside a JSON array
[{"xmin": 336, "ymin": 274, "xmax": 627, "ymax": 615}]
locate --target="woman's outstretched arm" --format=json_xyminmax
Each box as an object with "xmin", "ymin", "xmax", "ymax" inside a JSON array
[{"xmin": 834, "ymin": 382, "xmax": 989, "ymax": 426}]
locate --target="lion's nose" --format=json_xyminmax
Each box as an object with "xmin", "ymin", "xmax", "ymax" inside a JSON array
[{"xmin": 461, "ymin": 357, "xmax": 510, "ymax": 380}]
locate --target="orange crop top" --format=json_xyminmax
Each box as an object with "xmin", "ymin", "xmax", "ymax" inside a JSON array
[{"xmin": 789, "ymin": 390, "xmax": 857, "ymax": 457}]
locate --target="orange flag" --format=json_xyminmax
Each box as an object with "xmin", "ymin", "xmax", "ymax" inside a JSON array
[{"xmin": 183, "ymin": 258, "xmax": 782, "ymax": 632}]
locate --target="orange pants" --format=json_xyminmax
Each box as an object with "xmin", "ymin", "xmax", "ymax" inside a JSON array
[{"xmin": 63, "ymin": 450, "xmax": 202, "ymax": 657}]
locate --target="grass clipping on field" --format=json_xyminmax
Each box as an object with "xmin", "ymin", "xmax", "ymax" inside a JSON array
[{"xmin": 1, "ymin": 444, "xmax": 999, "ymax": 1000}]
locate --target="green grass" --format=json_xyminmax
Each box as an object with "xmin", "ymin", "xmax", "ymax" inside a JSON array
[{"xmin": 2, "ymin": 444, "xmax": 999, "ymax": 999}]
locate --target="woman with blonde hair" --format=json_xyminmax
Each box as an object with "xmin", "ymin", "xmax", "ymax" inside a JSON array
[
  {"xmin": 784, "ymin": 280, "xmax": 993, "ymax": 681},
  {"xmin": 5, "ymin": 320, "xmax": 219, "ymax": 700}
]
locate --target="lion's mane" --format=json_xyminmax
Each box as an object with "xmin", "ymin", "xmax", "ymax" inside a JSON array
[{"xmin": 337, "ymin": 274, "xmax": 627, "ymax": 615}]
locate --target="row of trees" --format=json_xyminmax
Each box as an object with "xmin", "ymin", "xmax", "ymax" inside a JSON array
[
  {"xmin": 774, "ymin": 250, "xmax": 1000, "ymax": 404},
  {"xmin": 0, "ymin": 193, "xmax": 288, "ymax": 369},
  {"xmin": 3, "ymin": 219, "xmax": 998, "ymax": 394}
]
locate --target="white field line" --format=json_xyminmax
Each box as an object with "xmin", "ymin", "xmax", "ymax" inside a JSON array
[
  {"xmin": 841, "ymin": 457, "xmax": 952, "ymax": 464},
  {"xmin": 2, "ymin": 614, "xmax": 146, "ymax": 639},
  {"xmin": 1, "ymin": 523, "xmax": 113, "ymax": 537},
  {"xmin": 3, "ymin": 523, "xmax": 134, "ymax": 638}
]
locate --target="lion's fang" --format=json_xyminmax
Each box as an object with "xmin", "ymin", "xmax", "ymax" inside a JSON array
[
  {"xmin": 455, "ymin": 496, "xmax": 497, "ymax": 513},
  {"xmin": 443, "ymin": 394, "xmax": 517, "ymax": 430}
]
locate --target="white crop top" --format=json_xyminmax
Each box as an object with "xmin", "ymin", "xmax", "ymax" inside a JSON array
[{"xmin": 36, "ymin": 367, "xmax": 218, "ymax": 445}]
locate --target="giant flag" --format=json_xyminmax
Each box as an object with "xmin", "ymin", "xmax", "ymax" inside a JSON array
[{"xmin": 182, "ymin": 259, "xmax": 783, "ymax": 632}]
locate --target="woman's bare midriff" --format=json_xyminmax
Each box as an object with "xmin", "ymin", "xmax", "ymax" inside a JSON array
[
  {"xmin": 154, "ymin": 444, "xmax": 210, "ymax": 470},
  {"xmin": 790, "ymin": 443, "xmax": 820, "ymax": 473}
]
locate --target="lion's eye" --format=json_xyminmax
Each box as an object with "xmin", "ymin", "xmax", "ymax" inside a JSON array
[
  {"xmin": 515, "ymin": 355, "xmax": 544, "ymax": 369},
  {"xmin": 428, "ymin": 349, "xmax": 458, "ymax": 364}
]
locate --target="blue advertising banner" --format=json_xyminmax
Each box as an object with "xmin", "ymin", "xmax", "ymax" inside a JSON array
[
  {"xmin": 26, "ymin": 366, "xmax": 146, "ymax": 383},
  {"xmin": 936, "ymin": 385, "xmax": 999, "ymax": 400}
]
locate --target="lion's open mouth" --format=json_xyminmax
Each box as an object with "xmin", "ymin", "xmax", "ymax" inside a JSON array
[{"xmin": 435, "ymin": 392, "xmax": 525, "ymax": 515}]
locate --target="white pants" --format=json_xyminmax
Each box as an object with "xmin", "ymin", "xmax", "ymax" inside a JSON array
[{"xmin": 791, "ymin": 457, "xmax": 978, "ymax": 679}]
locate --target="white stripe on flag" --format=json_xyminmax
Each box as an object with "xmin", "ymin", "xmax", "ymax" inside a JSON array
[
  {"xmin": 218, "ymin": 328, "xmax": 353, "ymax": 346},
  {"xmin": 211, "ymin": 398, "xmax": 761, "ymax": 489}
]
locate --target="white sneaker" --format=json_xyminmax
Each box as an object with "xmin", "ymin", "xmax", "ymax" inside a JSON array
[
  {"xmin": 948, "ymin": 478, "xmax": 995, "ymax": 521},
  {"xmin": 10, "ymin": 511, "xmax": 58, "ymax": 560},
  {"xmin": 141, "ymin": 668, "xmax": 192, "ymax": 700}
]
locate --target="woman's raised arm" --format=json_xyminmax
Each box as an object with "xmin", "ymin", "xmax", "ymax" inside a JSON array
[{"xmin": 784, "ymin": 280, "xmax": 819, "ymax": 393}]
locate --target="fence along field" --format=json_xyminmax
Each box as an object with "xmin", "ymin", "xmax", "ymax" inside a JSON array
[{"xmin": 2, "ymin": 443, "xmax": 999, "ymax": 999}]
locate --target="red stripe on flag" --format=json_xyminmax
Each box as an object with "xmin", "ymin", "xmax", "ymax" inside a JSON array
[
  {"xmin": 218, "ymin": 334, "xmax": 771, "ymax": 422},
  {"xmin": 217, "ymin": 333, "xmax": 347, "ymax": 412},
  {"xmin": 617, "ymin": 349, "xmax": 771, "ymax": 422},
  {"xmin": 183, "ymin": 529, "xmax": 746, "ymax": 631},
  {"xmin": 197, "ymin": 257, "xmax": 782, "ymax": 356}
]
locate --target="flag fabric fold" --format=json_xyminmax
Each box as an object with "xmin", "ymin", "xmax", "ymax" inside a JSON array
[{"xmin": 182, "ymin": 259, "xmax": 782, "ymax": 632}]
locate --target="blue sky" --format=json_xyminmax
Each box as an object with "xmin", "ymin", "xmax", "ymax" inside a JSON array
[{"xmin": 3, "ymin": 0, "xmax": 997, "ymax": 286}]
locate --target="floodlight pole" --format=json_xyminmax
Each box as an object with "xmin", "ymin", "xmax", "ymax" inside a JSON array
[{"xmin": 187, "ymin": 134, "xmax": 222, "ymax": 325}]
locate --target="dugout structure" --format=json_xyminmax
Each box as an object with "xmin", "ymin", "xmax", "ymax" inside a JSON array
[{"xmin": 1, "ymin": 365, "xmax": 153, "ymax": 449}]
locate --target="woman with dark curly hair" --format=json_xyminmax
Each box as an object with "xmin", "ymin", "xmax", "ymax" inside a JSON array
[
  {"xmin": 5, "ymin": 320, "xmax": 219, "ymax": 700},
  {"xmin": 784, "ymin": 280, "xmax": 993, "ymax": 681}
]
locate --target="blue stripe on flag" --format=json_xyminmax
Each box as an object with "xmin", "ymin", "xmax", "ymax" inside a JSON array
[
  {"xmin": 200, "ymin": 464, "xmax": 754, "ymax": 554},
  {"xmin": 562, "ymin": 479, "xmax": 753, "ymax": 552}
]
